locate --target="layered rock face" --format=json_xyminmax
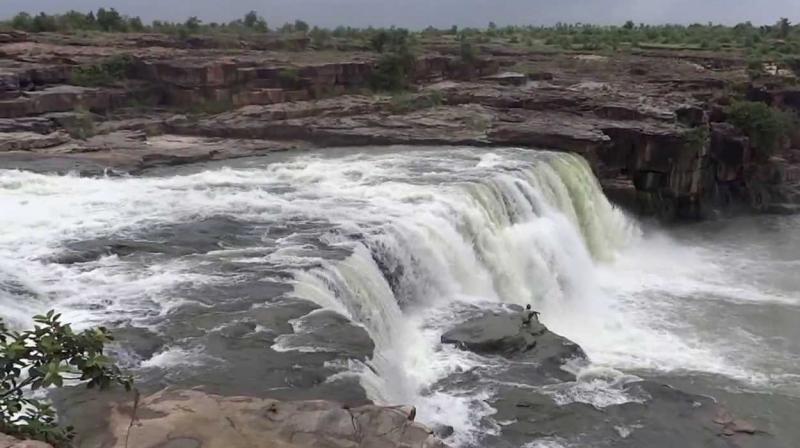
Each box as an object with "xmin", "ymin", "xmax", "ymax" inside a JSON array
[{"xmin": 1, "ymin": 32, "xmax": 799, "ymax": 218}]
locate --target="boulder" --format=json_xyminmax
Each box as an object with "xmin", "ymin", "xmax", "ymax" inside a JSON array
[
  {"xmin": 0, "ymin": 72, "xmax": 20, "ymax": 99},
  {"xmin": 487, "ymin": 381, "xmax": 769, "ymax": 448},
  {"xmin": 273, "ymin": 309, "xmax": 375, "ymax": 361},
  {"xmin": 233, "ymin": 88, "xmax": 286, "ymax": 107},
  {"xmin": 0, "ymin": 131, "xmax": 70, "ymax": 152},
  {"xmin": 0, "ymin": 433, "xmax": 52, "ymax": 448},
  {"xmin": 0, "ymin": 117, "xmax": 56, "ymax": 134},
  {"xmin": 0, "ymin": 98, "xmax": 35, "ymax": 118},
  {"xmin": 0, "ymin": 31, "xmax": 29, "ymax": 44},
  {"xmin": 441, "ymin": 309, "xmax": 586, "ymax": 378},
  {"xmin": 91, "ymin": 389, "xmax": 447, "ymax": 448},
  {"xmin": 23, "ymin": 86, "xmax": 113, "ymax": 114},
  {"xmin": 108, "ymin": 326, "xmax": 166, "ymax": 361},
  {"xmin": 482, "ymin": 72, "xmax": 529, "ymax": 86}
]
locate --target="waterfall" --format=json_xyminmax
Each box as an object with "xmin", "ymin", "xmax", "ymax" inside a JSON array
[
  {"xmin": 287, "ymin": 150, "xmax": 637, "ymax": 440},
  {"xmin": 3, "ymin": 146, "xmax": 795, "ymax": 448},
  {"xmin": 0, "ymin": 147, "xmax": 637, "ymax": 446}
]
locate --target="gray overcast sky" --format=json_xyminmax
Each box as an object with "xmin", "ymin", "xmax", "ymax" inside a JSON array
[{"xmin": 1, "ymin": 0, "xmax": 799, "ymax": 28}]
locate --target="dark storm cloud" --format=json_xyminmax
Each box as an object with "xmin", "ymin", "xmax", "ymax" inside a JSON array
[{"xmin": 1, "ymin": 0, "xmax": 798, "ymax": 28}]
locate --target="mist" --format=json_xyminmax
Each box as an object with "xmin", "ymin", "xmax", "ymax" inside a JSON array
[{"xmin": 1, "ymin": 0, "xmax": 798, "ymax": 29}]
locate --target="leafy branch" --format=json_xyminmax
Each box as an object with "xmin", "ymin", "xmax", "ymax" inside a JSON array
[{"xmin": 0, "ymin": 310, "xmax": 133, "ymax": 446}]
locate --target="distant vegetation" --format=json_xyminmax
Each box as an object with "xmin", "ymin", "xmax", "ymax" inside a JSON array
[{"xmin": 2, "ymin": 8, "xmax": 798, "ymax": 68}]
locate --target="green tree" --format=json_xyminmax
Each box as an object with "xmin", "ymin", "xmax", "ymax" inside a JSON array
[
  {"xmin": 0, "ymin": 311, "xmax": 132, "ymax": 446},
  {"xmin": 253, "ymin": 18, "xmax": 268, "ymax": 32},
  {"xmin": 243, "ymin": 10, "xmax": 259, "ymax": 28},
  {"xmin": 184, "ymin": 16, "xmax": 202, "ymax": 32},
  {"xmin": 777, "ymin": 17, "xmax": 791, "ymax": 39},
  {"xmin": 294, "ymin": 19, "xmax": 310, "ymax": 33},
  {"xmin": 96, "ymin": 8, "xmax": 125, "ymax": 32},
  {"xmin": 369, "ymin": 30, "xmax": 416, "ymax": 91},
  {"xmin": 623, "ymin": 20, "xmax": 635, "ymax": 30},
  {"xmin": 128, "ymin": 17, "xmax": 145, "ymax": 32},
  {"xmin": 60, "ymin": 11, "xmax": 94, "ymax": 31},
  {"xmin": 10, "ymin": 12, "xmax": 33, "ymax": 31},
  {"xmin": 31, "ymin": 13, "xmax": 58, "ymax": 33},
  {"xmin": 370, "ymin": 30, "xmax": 390, "ymax": 52},
  {"xmin": 310, "ymin": 26, "xmax": 331, "ymax": 48},
  {"xmin": 727, "ymin": 101, "xmax": 797, "ymax": 159},
  {"xmin": 459, "ymin": 35, "xmax": 479, "ymax": 66}
]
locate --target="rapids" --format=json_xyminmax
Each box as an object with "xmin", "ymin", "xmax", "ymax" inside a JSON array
[{"xmin": 1, "ymin": 146, "xmax": 798, "ymax": 447}]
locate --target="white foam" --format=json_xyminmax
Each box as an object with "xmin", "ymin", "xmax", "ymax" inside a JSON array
[
  {"xmin": 523, "ymin": 438, "xmax": 570, "ymax": 448},
  {"xmin": 140, "ymin": 346, "xmax": 218, "ymax": 369}
]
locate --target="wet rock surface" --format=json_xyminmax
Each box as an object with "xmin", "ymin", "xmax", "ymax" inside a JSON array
[
  {"xmin": 487, "ymin": 381, "xmax": 775, "ymax": 448},
  {"xmin": 441, "ymin": 308, "xmax": 586, "ymax": 381}
]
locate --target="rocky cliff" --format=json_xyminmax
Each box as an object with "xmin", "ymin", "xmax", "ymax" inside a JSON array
[{"xmin": 1, "ymin": 30, "xmax": 799, "ymax": 219}]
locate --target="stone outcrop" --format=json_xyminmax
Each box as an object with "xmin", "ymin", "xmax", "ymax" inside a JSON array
[
  {"xmin": 441, "ymin": 307, "xmax": 586, "ymax": 381},
  {"xmin": 0, "ymin": 433, "xmax": 52, "ymax": 448},
  {"xmin": 0, "ymin": 131, "xmax": 69, "ymax": 151},
  {"xmin": 487, "ymin": 381, "xmax": 769, "ymax": 448},
  {"xmin": 80, "ymin": 389, "xmax": 447, "ymax": 448}
]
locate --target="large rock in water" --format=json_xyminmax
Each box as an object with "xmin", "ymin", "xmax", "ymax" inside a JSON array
[
  {"xmin": 92, "ymin": 389, "xmax": 447, "ymax": 448},
  {"xmin": 486, "ymin": 381, "xmax": 770, "ymax": 448},
  {"xmin": 441, "ymin": 309, "xmax": 586, "ymax": 380}
]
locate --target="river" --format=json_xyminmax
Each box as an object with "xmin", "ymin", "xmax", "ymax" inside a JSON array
[{"xmin": 1, "ymin": 146, "xmax": 797, "ymax": 447}]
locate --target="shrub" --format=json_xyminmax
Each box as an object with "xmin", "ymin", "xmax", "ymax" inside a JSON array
[
  {"xmin": 184, "ymin": 16, "xmax": 201, "ymax": 32},
  {"xmin": 369, "ymin": 28, "xmax": 411, "ymax": 53},
  {"xmin": 31, "ymin": 13, "xmax": 58, "ymax": 33},
  {"xmin": 294, "ymin": 20, "xmax": 310, "ymax": 33},
  {"xmin": 726, "ymin": 100, "xmax": 797, "ymax": 159},
  {"xmin": 10, "ymin": 12, "xmax": 34, "ymax": 31},
  {"xmin": 62, "ymin": 107, "xmax": 96, "ymax": 140},
  {"xmin": 277, "ymin": 68, "xmax": 301, "ymax": 88},
  {"xmin": 370, "ymin": 50, "xmax": 416, "ymax": 91},
  {"xmin": 310, "ymin": 27, "xmax": 331, "ymax": 49},
  {"xmin": 71, "ymin": 55, "xmax": 134, "ymax": 87},
  {"xmin": 459, "ymin": 36, "xmax": 479, "ymax": 66},
  {"xmin": 0, "ymin": 311, "xmax": 132, "ymax": 446}
]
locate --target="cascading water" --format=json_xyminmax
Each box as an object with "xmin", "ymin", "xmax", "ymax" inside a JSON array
[
  {"xmin": 2, "ymin": 146, "xmax": 798, "ymax": 447},
  {"xmin": 283, "ymin": 150, "xmax": 636, "ymax": 441}
]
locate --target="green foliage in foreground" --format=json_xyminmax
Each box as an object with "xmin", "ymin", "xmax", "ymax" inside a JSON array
[
  {"xmin": 726, "ymin": 100, "xmax": 798, "ymax": 159},
  {"xmin": 0, "ymin": 311, "xmax": 132, "ymax": 446}
]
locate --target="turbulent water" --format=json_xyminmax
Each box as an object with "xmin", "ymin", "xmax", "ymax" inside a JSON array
[{"xmin": 1, "ymin": 146, "xmax": 798, "ymax": 447}]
